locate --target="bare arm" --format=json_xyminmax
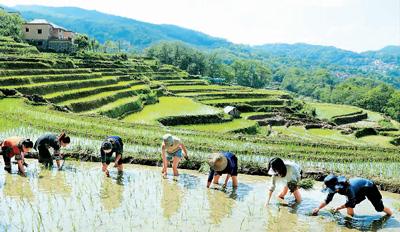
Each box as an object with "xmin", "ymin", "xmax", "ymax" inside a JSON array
[
  {"xmin": 223, "ymin": 175, "xmax": 230, "ymax": 187},
  {"xmin": 17, "ymin": 160, "xmax": 26, "ymax": 177},
  {"xmin": 114, "ymin": 153, "xmax": 121, "ymax": 167},
  {"xmin": 334, "ymin": 204, "xmax": 347, "ymax": 212},
  {"xmin": 266, "ymin": 190, "xmax": 273, "ymax": 206},
  {"xmin": 265, "ymin": 176, "xmax": 276, "ymax": 206},
  {"xmin": 180, "ymin": 143, "xmax": 188, "ymax": 159}
]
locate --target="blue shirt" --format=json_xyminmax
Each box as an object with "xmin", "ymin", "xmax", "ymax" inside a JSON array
[
  {"xmin": 325, "ymin": 178, "xmax": 375, "ymax": 208},
  {"xmin": 207, "ymin": 152, "xmax": 238, "ymax": 182}
]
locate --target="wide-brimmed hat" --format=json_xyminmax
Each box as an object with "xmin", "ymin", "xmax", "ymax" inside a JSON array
[
  {"xmin": 322, "ymin": 174, "xmax": 347, "ymax": 193},
  {"xmin": 208, "ymin": 153, "xmax": 228, "ymax": 172},
  {"xmin": 162, "ymin": 134, "xmax": 174, "ymax": 146}
]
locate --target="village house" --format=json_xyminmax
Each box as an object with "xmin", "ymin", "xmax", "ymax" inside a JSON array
[
  {"xmin": 224, "ymin": 106, "xmax": 241, "ymax": 118},
  {"xmin": 22, "ymin": 19, "xmax": 76, "ymax": 53}
]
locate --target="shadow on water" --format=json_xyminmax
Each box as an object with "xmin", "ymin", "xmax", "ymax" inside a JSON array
[
  {"xmin": 161, "ymin": 178, "xmax": 183, "ymax": 219},
  {"xmin": 177, "ymin": 173, "xmax": 201, "ymax": 190},
  {"xmin": 210, "ymin": 182, "xmax": 253, "ymax": 201},
  {"xmin": 334, "ymin": 213, "xmax": 399, "ymax": 231},
  {"xmin": 276, "ymin": 192, "xmax": 400, "ymax": 232},
  {"xmin": 100, "ymin": 175, "xmax": 124, "ymax": 212}
]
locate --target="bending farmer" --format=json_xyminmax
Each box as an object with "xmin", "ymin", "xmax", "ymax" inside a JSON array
[
  {"xmin": 101, "ymin": 136, "xmax": 124, "ymax": 177},
  {"xmin": 266, "ymin": 157, "xmax": 302, "ymax": 205},
  {"xmin": 207, "ymin": 152, "xmax": 238, "ymax": 188},
  {"xmin": 1, "ymin": 137, "xmax": 33, "ymax": 176},
  {"xmin": 313, "ymin": 175, "xmax": 393, "ymax": 217},
  {"xmin": 34, "ymin": 132, "xmax": 70, "ymax": 169},
  {"xmin": 161, "ymin": 134, "xmax": 188, "ymax": 179}
]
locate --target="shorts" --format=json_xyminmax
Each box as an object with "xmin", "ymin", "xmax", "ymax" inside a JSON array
[
  {"xmin": 166, "ymin": 149, "xmax": 182, "ymax": 161},
  {"xmin": 287, "ymin": 180, "xmax": 299, "ymax": 193},
  {"xmin": 365, "ymin": 184, "xmax": 384, "ymax": 212}
]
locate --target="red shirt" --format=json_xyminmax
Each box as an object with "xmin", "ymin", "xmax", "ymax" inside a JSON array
[{"xmin": 1, "ymin": 136, "xmax": 23, "ymax": 158}]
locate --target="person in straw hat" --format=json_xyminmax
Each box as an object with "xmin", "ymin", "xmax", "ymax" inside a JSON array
[
  {"xmin": 207, "ymin": 152, "xmax": 238, "ymax": 188},
  {"xmin": 161, "ymin": 134, "xmax": 189, "ymax": 180}
]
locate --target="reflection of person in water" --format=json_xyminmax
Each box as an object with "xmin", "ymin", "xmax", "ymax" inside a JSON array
[
  {"xmin": 207, "ymin": 189, "xmax": 236, "ymax": 225},
  {"xmin": 313, "ymin": 175, "xmax": 393, "ymax": 217},
  {"xmin": 160, "ymin": 179, "xmax": 183, "ymax": 219},
  {"xmin": 38, "ymin": 170, "xmax": 72, "ymax": 196},
  {"xmin": 100, "ymin": 173, "xmax": 124, "ymax": 212},
  {"xmin": 3, "ymin": 174, "xmax": 34, "ymax": 200}
]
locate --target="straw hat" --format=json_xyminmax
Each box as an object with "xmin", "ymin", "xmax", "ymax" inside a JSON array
[{"xmin": 208, "ymin": 153, "xmax": 228, "ymax": 171}]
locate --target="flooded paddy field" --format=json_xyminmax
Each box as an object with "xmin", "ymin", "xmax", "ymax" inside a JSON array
[{"xmin": 0, "ymin": 160, "xmax": 399, "ymax": 231}]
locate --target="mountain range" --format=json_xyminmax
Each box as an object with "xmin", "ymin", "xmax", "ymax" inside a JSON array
[{"xmin": 2, "ymin": 4, "xmax": 399, "ymax": 88}]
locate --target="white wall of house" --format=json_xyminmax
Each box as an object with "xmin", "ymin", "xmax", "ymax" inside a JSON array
[{"xmin": 22, "ymin": 24, "xmax": 52, "ymax": 40}]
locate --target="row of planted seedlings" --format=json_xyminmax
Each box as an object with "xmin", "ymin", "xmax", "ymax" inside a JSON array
[
  {"xmin": 1, "ymin": 101, "xmax": 399, "ymax": 170},
  {"xmin": 1, "ymin": 125, "xmax": 399, "ymax": 193},
  {"xmin": 2, "ymin": 98, "xmax": 398, "ymax": 164}
]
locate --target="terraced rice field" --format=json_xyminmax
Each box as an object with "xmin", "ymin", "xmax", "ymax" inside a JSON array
[
  {"xmin": 123, "ymin": 97, "xmax": 221, "ymax": 124},
  {"xmin": 272, "ymin": 126, "xmax": 396, "ymax": 147},
  {"xmin": 174, "ymin": 119, "xmax": 258, "ymax": 133},
  {"xmin": 309, "ymin": 102, "xmax": 362, "ymax": 119},
  {"xmin": 1, "ymin": 36, "xmax": 399, "ymax": 196}
]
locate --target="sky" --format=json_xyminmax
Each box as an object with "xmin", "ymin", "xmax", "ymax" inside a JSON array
[{"xmin": 1, "ymin": 0, "xmax": 399, "ymax": 52}]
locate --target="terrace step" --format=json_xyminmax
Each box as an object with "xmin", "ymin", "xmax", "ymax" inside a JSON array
[
  {"xmin": 0, "ymin": 68, "xmax": 93, "ymax": 77},
  {"xmin": 84, "ymin": 96, "xmax": 143, "ymax": 118},
  {"xmin": 0, "ymin": 76, "xmax": 120, "ymax": 95},
  {"xmin": 44, "ymin": 80, "xmax": 144, "ymax": 103},
  {"xmin": 200, "ymin": 98, "xmax": 287, "ymax": 106},
  {"xmin": 0, "ymin": 72, "xmax": 103, "ymax": 86},
  {"xmin": 0, "ymin": 60, "xmax": 51, "ymax": 69},
  {"xmin": 60, "ymin": 84, "xmax": 149, "ymax": 112}
]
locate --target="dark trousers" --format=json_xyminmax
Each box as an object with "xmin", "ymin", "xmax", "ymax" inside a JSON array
[
  {"xmin": 1, "ymin": 147, "xmax": 12, "ymax": 173},
  {"xmin": 37, "ymin": 146, "xmax": 53, "ymax": 168},
  {"xmin": 2, "ymin": 154, "xmax": 11, "ymax": 173}
]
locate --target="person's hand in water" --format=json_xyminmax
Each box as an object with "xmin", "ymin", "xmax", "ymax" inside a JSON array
[{"xmin": 312, "ymin": 208, "xmax": 319, "ymax": 215}]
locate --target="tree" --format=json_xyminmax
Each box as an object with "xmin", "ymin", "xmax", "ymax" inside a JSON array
[
  {"xmin": 0, "ymin": 9, "xmax": 24, "ymax": 41},
  {"xmin": 232, "ymin": 60, "xmax": 272, "ymax": 88},
  {"xmin": 74, "ymin": 34, "xmax": 90, "ymax": 51},
  {"xmin": 385, "ymin": 92, "xmax": 400, "ymax": 121}
]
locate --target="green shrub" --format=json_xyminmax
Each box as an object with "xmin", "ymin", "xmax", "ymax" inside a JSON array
[
  {"xmin": 390, "ymin": 137, "xmax": 400, "ymax": 146},
  {"xmin": 355, "ymin": 127, "xmax": 378, "ymax": 138},
  {"xmin": 99, "ymin": 97, "xmax": 143, "ymax": 118},
  {"xmin": 332, "ymin": 111, "xmax": 368, "ymax": 125},
  {"xmin": 158, "ymin": 113, "xmax": 231, "ymax": 126}
]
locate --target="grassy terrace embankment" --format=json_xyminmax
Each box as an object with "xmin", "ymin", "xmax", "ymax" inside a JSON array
[{"xmin": 0, "ymin": 36, "xmax": 399, "ymax": 192}]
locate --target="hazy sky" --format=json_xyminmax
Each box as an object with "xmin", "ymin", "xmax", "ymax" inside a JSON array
[{"xmin": 2, "ymin": 0, "xmax": 399, "ymax": 52}]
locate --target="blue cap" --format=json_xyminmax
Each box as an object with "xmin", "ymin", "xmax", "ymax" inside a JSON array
[{"xmin": 322, "ymin": 175, "xmax": 347, "ymax": 193}]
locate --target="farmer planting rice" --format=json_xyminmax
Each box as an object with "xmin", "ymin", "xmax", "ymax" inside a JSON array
[
  {"xmin": 161, "ymin": 134, "xmax": 189, "ymax": 180},
  {"xmin": 313, "ymin": 174, "xmax": 393, "ymax": 217},
  {"xmin": 101, "ymin": 136, "xmax": 124, "ymax": 177},
  {"xmin": 34, "ymin": 132, "xmax": 70, "ymax": 169},
  {"xmin": 207, "ymin": 152, "xmax": 238, "ymax": 188},
  {"xmin": 0, "ymin": 137, "xmax": 33, "ymax": 176},
  {"xmin": 265, "ymin": 157, "xmax": 302, "ymax": 205}
]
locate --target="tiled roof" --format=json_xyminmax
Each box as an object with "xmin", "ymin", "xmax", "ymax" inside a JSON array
[{"xmin": 27, "ymin": 19, "xmax": 70, "ymax": 31}]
